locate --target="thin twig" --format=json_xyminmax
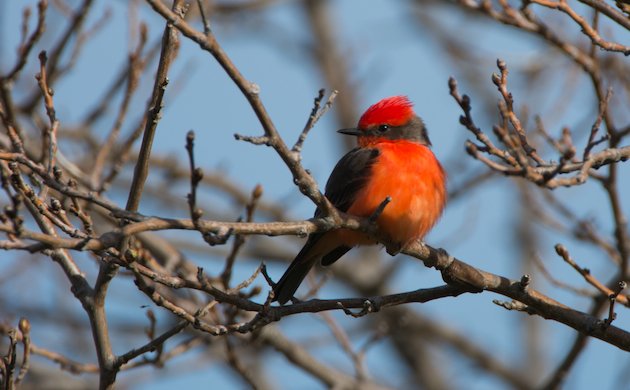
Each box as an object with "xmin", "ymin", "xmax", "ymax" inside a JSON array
[
  {"xmin": 584, "ymin": 87, "xmax": 612, "ymax": 160},
  {"xmin": 14, "ymin": 318, "xmax": 31, "ymax": 386},
  {"xmin": 35, "ymin": 51, "xmax": 59, "ymax": 176},
  {"xmin": 604, "ymin": 281, "xmax": 627, "ymax": 327},
  {"xmin": 554, "ymin": 244, "xmax": 629, "ymax": 306},
  {"xmin": 3, "ymin": 0, "xmax": 48, "ymax": 82},
  {"xmin": 21, "ymin": 0, "xmax": 95, "ymax": 114},
  {"xmin": 531, "ymin": 0, "xmax": 630, "ymax": 54},
  {"xmin": 196, "ymin": 0, "xmax": 211, "ymax": 35},
  {"xmin": 293, "ymin": 89, "xmax": 338, "ymax": 154},
  {"xmin": 115, "ymin": 320, "xmax": 189, "ymax": 369},
  {"xmin": 492, "ymin": 59, "xmax": 545, "ymax": 165}
]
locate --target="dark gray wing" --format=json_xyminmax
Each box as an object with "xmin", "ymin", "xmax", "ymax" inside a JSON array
[
  {"xmin": 318, "ymin": 147, "xmax": 379, "ymax": 265},
  {"xmin": 318, "ymin": 147, "xmax": 380, "ymax": 216}
]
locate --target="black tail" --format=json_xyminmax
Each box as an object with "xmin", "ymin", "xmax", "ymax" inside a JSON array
[
  {"xmin": 273, "ymin": 256, "xmax": 317, "ymax": 304},
  {"xmin": 273, "ymin": 237, "xmax": 351, "ymax": 304},
  {"xmin": 273, "ymin": 237, "xmax": 323, "ymax": 304}
]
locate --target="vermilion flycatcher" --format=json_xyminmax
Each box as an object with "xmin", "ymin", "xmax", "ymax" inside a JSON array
[{"xmin": 274, "ymin": 96, "xmax": 447, "ymax": 304}]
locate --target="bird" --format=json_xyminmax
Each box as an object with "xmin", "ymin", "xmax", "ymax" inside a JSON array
[{"xmin": 273, "ymin": 96, "xmax": 447, "ymax": 304}]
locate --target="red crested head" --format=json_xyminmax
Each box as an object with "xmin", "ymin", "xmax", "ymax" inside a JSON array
[
  {"xmin": 338, "ymin": 95, "xmax": 430, "ymax": 147},
  {"xmin": 358, "ymin": 96, "xmax": 415, "ymax": 129}
]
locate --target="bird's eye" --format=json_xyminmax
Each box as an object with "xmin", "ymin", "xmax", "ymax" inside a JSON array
[{"xmin": 378, "ymin": 124, "xmax": 390, "ymax": 133}]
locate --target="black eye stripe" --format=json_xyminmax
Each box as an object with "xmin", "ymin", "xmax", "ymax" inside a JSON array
[{"xmin": 378, "ymin": 124, "xmax": 389, "ymax": 132}]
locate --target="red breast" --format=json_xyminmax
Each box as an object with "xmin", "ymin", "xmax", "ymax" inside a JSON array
[{"xmin": 339, "ymin": 139, "xmax": 446, "ymax": 247}]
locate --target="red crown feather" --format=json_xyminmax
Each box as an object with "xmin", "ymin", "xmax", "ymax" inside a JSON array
[{"xmin": 358, "ymin": 96, "xmax": 415, "ymax": 129}]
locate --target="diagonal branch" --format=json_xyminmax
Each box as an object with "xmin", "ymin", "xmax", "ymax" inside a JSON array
[
  {"xmin": 126, "ymin": 2, "xmax": 185, "ymax": 212},
  {"xmin": 145, "ymin": 0, "xmax": 336, "ymax": 218}
]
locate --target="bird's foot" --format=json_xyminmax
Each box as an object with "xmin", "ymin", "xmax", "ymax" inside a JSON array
[{"xmin": 385, "ymin": 242, "xmax": 403, "ymax": 256}]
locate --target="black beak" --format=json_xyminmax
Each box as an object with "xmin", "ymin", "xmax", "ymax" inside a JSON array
[{"xmin": 337, "ymin": 128, "xmax": 362, "ymax": 136}]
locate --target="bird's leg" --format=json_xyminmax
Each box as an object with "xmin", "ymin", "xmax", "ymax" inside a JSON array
[{"xmin": 387, "ymin": 238, "xmax": 427, "ymax": 256}]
